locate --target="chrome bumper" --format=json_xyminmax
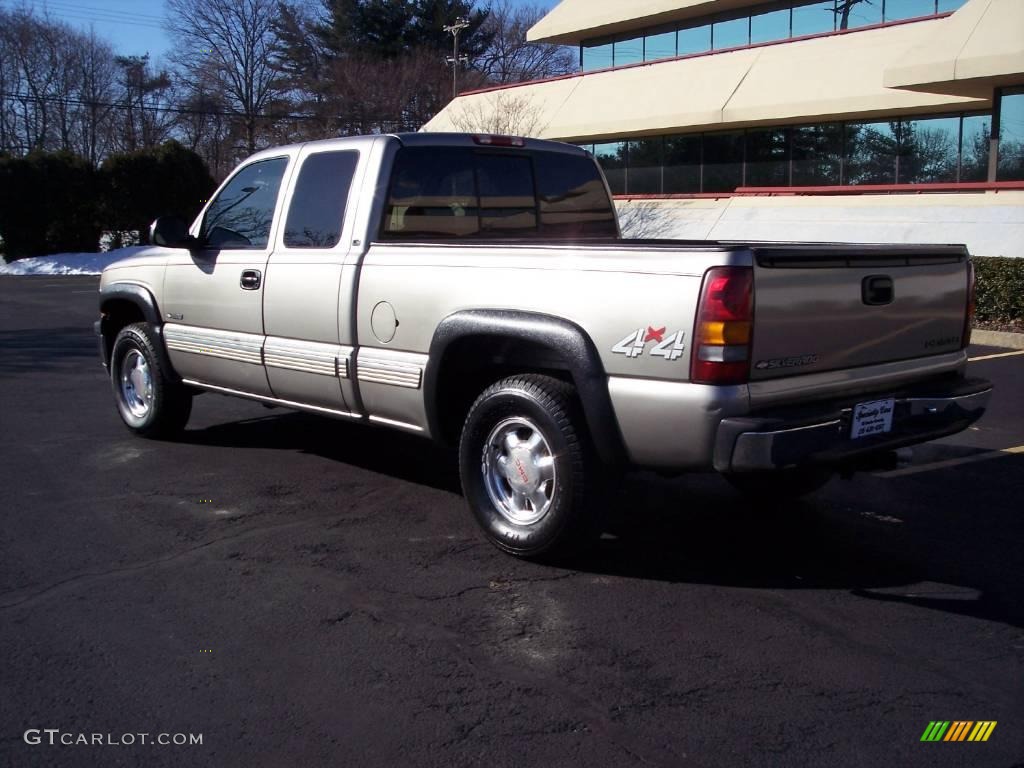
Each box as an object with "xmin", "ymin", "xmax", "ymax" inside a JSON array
[{"xmin": 714, "ymin": 378, "xmax": 992, "ymax": 472}]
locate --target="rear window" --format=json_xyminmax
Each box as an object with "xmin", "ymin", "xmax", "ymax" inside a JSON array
[
  {"xmin": 284, "ymin": 150, "xmax": 359, "ymax": 249},
  {"xmin": 379, "ymin": 146, "xmax": 617, "ymax": 241}
]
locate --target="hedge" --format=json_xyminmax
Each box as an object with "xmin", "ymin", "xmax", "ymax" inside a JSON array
[{"xmin": 973, "ymin": 257, "xmax": 1024, "ymax": 323}]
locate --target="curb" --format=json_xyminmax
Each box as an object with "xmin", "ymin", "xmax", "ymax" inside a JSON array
[{"xmin": 972, "ymin": 329, "xmax": 1024, "ymax": 350}]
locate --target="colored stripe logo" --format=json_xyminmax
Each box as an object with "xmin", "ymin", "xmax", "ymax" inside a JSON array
[{"xmin": 921, "ymin": 721, "xmax": 997, "ymax": 742}]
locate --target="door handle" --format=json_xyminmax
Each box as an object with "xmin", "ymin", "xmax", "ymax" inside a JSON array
[{"xmin": 240, "ymin": 269, "xmax": 262, "ymax": 290}]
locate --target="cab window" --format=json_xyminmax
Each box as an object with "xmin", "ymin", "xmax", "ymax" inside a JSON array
[{"xmin": 201, "ymin": 157, "xmax": 288, "ymax": 249}]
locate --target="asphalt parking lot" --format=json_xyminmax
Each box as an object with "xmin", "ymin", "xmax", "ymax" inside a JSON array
[{"xmin": 1, "ymin": 276, "xmax": 1022, "ymax": 768}]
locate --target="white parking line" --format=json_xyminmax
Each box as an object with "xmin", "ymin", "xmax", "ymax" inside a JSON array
[
  {"xmin": 876, "ymin": 445, "xmax": 1024, "ymax": 478},
  {"xmin": 969, "ymin": 350, "xmax": 1024, "ymax": 362}
]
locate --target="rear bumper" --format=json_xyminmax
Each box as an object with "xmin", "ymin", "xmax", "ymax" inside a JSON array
[{"xmin": 714, "ymin": 376, "xmax": 992, "ymax": 472}]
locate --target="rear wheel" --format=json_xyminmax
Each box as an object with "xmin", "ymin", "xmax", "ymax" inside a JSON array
[
  {"xmin": 724, "ymin": 467, "xmax": 833, "ymax": 501},
  {"xmin": 459, "ymin": 374, "xmax": 602, "ymax": 558},
  {"xmin": 110, "ymin": 322, "xmax": 192, "ymax": 438}
]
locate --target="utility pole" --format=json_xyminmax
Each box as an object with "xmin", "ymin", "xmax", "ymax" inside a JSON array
[{"xmin": 444, "ymin": 16, "xmax": 471, "ymax": 99}]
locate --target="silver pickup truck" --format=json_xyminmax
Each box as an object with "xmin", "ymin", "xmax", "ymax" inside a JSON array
[{"xmin": 95, "ymin": 132, "xmax": 991, "ymax": 558}]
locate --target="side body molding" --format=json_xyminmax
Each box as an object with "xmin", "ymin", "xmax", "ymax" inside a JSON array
[{"xmin": 425, "ymin": 310, "xmax": 626, "ymax": 465}]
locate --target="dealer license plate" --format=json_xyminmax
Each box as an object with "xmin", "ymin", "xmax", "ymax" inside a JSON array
[{"xmin": 851, "ymin": 398, "xmax": 895, "ymax": 439}]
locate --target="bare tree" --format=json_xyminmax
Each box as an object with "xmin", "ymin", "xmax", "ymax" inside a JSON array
[
  {"xmin": 447, "ymin": 91, "xmax": 548, "ymax": 136},
  {"xmin": 167, "ymin": 0, "xmax": 286, "ymax": 155},
  {"xmin": 476, "ymin": 0, "xmax": 576, "ymax": 85}
]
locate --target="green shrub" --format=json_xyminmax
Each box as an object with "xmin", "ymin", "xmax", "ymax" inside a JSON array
[{"xmin": 973, "ymin": 256, "xmax": 1024, "ymax": 323}]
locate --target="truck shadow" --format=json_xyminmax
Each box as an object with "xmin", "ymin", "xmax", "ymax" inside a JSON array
[{"xmin": 180, "ymin": 410, "xmax": 1023, "ymax": 629}]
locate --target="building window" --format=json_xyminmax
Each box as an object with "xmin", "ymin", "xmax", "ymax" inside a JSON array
[
  {"xmin": 885, "ymin": 0, "xmax": 941, "ymax": 22},
  {"xmin": 594, "ymin": 142, "xmax": 627, "ymax": 194},
  {"xmin": 581, "ymin": 41, "xmax": 613, "ymax": 71},
  {"xmin": 588, "ymin": 108, "xmax": 996, "ymax": 194},
  {"xmin": 792, "ymin": 123, "xmax": 843, "ymax": 185},
  {"xmin": 839, "ymin": 0, "xmax": 883, "ymax": 29},
  {"xmin": 577, "ymin": 1, "xmax": 968, "ymax": 77},
  {"xmin": 627, "ymin": 138, "xmax": 664, "ymax": 193},
  {"xmin": 703, "ymin": 131, "xmax": 745, "ymax": 192},
  {"xmin": 613, "ymin": 36, "xmax": 644, "ymax": 67},
  {"xmin": 751, "ymin": 7, "xmax": 792, "ymax": 45},
  {"xmin": 663, "ymin": 135, "xmax": 702, "ymax": 193},
  {"xmin": 645, "ymin": 29, "xmax": 677, "ymax": 61},
  {"xmin": 896, "ymin": 115, "xmax": 960, "ymax": 183},
  {"xmin": 677, "ymin": 24, "xmax": 712, "ymax": 56},
  {"xmin": 998, "ymin": 88, "xmax": 1024, "ymax": 181},
  {"xmin": 712, "ymin": 16, "xmax": 749, "ymax": 50},
  {"xmin": 845, "ymin": 121, "xmax": 897, "ymax": 184},
  {"xmin": 745, "ymin": 127, "xmax": 791, "ymax": 186},
  {"xmin": 791, "ymin": 0, "xmax": 837, "ymax": 37},
  {"xmin": 959, "ymin": 115, "xmax": 991, "ymax": 182}
]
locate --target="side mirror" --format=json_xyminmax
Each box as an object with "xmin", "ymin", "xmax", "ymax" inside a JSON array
[{"xmin": 150, "ymin": 216, "xmax": 195, "ymax": 248}]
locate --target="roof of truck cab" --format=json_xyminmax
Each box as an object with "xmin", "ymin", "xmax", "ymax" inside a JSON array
[{"xmin": 392, "ymin": 132, "xmax": 588, "ymax": 154}]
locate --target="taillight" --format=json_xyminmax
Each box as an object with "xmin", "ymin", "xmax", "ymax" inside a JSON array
[
  {"xmin": 691, "ymin": 266, "xmax": 754, "ymax": 385},
  {"xmin": 962, "ymin": 259, "xmax": 976, "ymax": 349}
]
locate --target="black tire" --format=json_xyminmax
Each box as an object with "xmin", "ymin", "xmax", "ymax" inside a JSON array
[
  {"xmin": 458, "ymin": 374, "xmax": 602, "ymax": 559},
  {"xmin": 110, "ymin": 322, "xmax": 192, "ymax": 438},
  {"xmin": 723, "ymin": 467, "xmax": 833, "ymax": 501}
]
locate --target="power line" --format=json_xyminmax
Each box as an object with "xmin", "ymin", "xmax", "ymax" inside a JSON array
[
  {"xmin": 0, "ymin": 89, "xmax": 327, "ymax": 122},
  {"xmin": 0, "ymin": 0, "xmax": 167, "ymax": 31}
]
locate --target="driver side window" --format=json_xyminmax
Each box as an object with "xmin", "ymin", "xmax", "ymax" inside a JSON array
[{"xmin": 200, "ymin": 157, "xmax": 289, "ymax": 249}]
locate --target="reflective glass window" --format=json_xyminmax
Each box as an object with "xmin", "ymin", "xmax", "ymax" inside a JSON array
[
  {"xmin": 845, "ymin": 121, "xmax": 898, "ymax": 184},
  {"xmin": 627, "ymin": 138, "xmax": 664, "ymax": 194},
  {"xmin": 201, "ymin": 157, "xmax": 288, "ymax": 249},
  {"xmin": 614, "ymin": 36, "xmax": 644, "ymax": 66},
  {"xmin": 381, "ymin": 148, "xmax": 479, "ymax": 239},
  {"xmin": 885, "ymin": 0, "xmax": 937, "ymax": 21},
  {"xmin": 791, "ymin": 1, "xmax": 836, "ymax": 37},
  {"xmin": 476, "ymin": 154, "xmax": 538, "ymax": 234},
  {"xmin": 713, "ymin": 16, "xmax": 749, "ymax": 49},
  {"xmin": 896, "ymin": 116, "xmax": 959, "ymax": 183},
  {"xmin": 703, "ymin": 131, "xmax": 744, "ymax": 192},
  {"xmin": 751, "ymin": 8, "xmax": 791, "ymax": 44},
  {"xmin": 998, "ymin": 89, "xmax": 1024, "ymax": 181},
  {"xmin": 594, "ymin": 142, "xmax": 627, "ymax": 195},
  {"xmin": 959, "ymin": 114, "xmax": 990, "ymax": 182},
  {"xmin": 937, "ymin": 0, "xmax": 965, "ymax": 12},
  {"xmin": 792, "ymin": 123, "xmax": 843, "ymax": 185},
  {"xmin": 840, "ymin": 0, "xmax": 882, "ymax": 29},
  {"xmin": 663, "ymin": 134, "xmax": 702, "ymax": 193},
  {"xmin": 645, "ymin": 29, "xmax": 677, "ymax": 61},
  {"xmin": 745, "ymin": 128, "xmax": 790, "ymax": 186},
  {"xmin": 582, "ymin": 42, "xmax": 613, "ymax": 71},
  {"xmin": 677, "ymin": 24, "xmax": 711, "ymax": 56},
  {"xmin": 284, "ymin": 151, "xmax": 359, "ymax": 249},
  {"xmin": 535, "ymin": 152, "xmax": 619, "ymax": 238}
]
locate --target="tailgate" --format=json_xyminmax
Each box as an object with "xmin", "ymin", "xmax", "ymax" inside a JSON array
[{"xmin": 749, "ymin": 244, "xmax": 969, "ymax": 380}]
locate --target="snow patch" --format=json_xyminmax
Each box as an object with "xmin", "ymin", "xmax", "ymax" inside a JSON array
[{"xmin": 0, "ymin": 247, "xmax": 149, "ymax": 276}]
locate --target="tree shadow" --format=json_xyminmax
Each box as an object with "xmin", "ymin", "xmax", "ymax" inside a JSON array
[{"xmin": 0, "ymin": 326, "xmax": 99, "ymax": 376}]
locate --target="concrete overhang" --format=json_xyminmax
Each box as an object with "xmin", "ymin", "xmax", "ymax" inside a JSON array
[
  {"xmin": 884, "ymin": 0, "xmax": 1024, "ymax": 98},
  {"xmin": 426, "ymin": 21, "xmax": 988, "ymax": 142},
  {"xmin": 527, "ymin": 0, "xmax": 767, "ymax": 45}
]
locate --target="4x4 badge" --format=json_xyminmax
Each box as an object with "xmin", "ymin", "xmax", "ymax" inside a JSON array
[{"xmin": 612, "ymin": 327, "xmax": 686, "ymax": 361}]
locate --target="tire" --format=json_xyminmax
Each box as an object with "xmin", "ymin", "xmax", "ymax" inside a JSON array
[
  {"xmin": 458, "ymin": 374, "xmax": 602, "ymax": 559},
  {"xmin": 724, "ymin": 467, "xmax": 833, "ymax": 501},
  {"xmin": 110, "ymin": 322, "xmax": 192, "ymax": 438}
]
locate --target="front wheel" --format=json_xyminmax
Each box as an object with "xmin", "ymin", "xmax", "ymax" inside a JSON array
[
  {"xmin": 110, "ymin": 322, "xmax": 192, "ymax": 438},
  {"xmin": 458, "ymin": 374, "xmax": 602, "ymax": 559}
]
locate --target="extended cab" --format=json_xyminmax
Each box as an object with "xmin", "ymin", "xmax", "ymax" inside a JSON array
[{"xmin": 95, "ymin": 133, "xmax": 992, "ymax": 557}]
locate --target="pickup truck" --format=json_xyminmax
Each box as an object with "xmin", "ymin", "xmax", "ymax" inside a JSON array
[{"xmin": 95, "ymin": 132, "xmax": 992, "ymax": 558}]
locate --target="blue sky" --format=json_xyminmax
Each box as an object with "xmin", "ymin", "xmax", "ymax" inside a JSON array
[{"xmin": 1, "ymin": 0, "xmax": 559, "ymax": 61}]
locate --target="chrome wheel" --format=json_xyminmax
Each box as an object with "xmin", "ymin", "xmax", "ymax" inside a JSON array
[
  {"xmin": 119, "ymin": 349, "xmax": 153, "ymax": 419},
  {"xmin": 482, "ymin": 417, "xmax": 557, "ymax": 526}
]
